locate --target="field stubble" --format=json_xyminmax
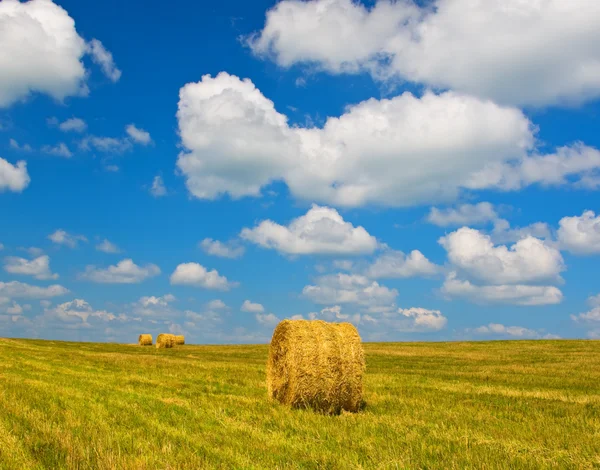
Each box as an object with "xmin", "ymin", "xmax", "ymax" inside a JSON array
[{"xmin": 0, "ymin": 338, "xmax": 599, "ymax": 469}]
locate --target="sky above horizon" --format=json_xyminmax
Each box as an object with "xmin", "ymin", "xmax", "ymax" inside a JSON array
[{"xmin": 1, "ymin": 0, "xmax": 600, "ymax": 344}]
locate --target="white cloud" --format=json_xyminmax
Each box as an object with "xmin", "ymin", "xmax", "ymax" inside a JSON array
[
  {"xmin": 80, "ymin": 259, "xmax": 160, "ymax": 284},
  {"xmin": 131, "ymin": 294, "xmax": 176, "ymax": 317},
  {"xmin": 465, "ymin": 144, "xmax": 600, "ymax": 191},
  {"xmin": 557, "ymin": 211, "xmax": 600, "ymax": 255},
  {"xmin": 95, "ymin": 239, "xmax": 120, "ymax": 254},
  {"xmin": 490, "ymin": 219, "xmax": 553, "ymax": 245},
  {"xmin": 0, "ymin": 243, "xmax": 3, "ymax": 251},
  {"xmin": 249, "ymin": 0, "xmax": 600, "ymax": 107},
  {"xmin": 0, "ymin": 0, "xmax": 87, "ymax": 107},
  {"xmin": 80, "ymin": 124, "xmax": 151, "ymax": 155},
  {"xmin": 59, "ymin": 117, "xmax": 86, "ymax": 133},
  {"xmin": 42, "ymin": 142, "xmax": 72, "ymax": 158},
  {"xmin": 150, "ymin": 175, "xmax": 166, "ymax": 197},
  {"xmin": 332, "ymin": 260, "xmax": 353, "ymax": 271},
  {"xmin": 177, "ymin": 72, "xmax": 539, "ymax": 208},
  {"xmin": 207, "ymin": 299, "xmax": 227, "ymax": 310},
  {"xmin": 138, "ymin": 294, "xmax": 176, "ymax": 308},
  {"xmin": 170, "ymin": 262, "xmax": 237, "ymax": 291},
  {"xmin": 200, "ymin": 238, "xmax": 245, "ymax": 259},
  {"xmin": 48, "ymin": 229, "xmax": 87, "ymax": 248},
  {"xmin": 44, "ymin": 299, "xmax": 123, "ymax": 325},
  {"xmin": 241, "ymin": 300, "xmax": 264, "ymax": 313},
  {"xmin": 79, "ymin": 136, "xmax": 132, "ymax": 154},
  {"xmin": 439, "ymin": 227, "xmax": 564, "ymax": 285},
  {"xmin": 9, "ymin": 139, "xmax": 32, "ymax": 152},
  {"xmin": 303, "ymin": 273, "xmax": 397, "ymax": 307},
  {"xmin": 0, "ymin": 0, "xmax": 119, "ymax": 107},
  {"xmin": 0, "ymin": 280, "xmax": 68, "ymax": 299},
  {"xmin": 255, "ymin": 313, "xmax": 280, "ymax": 326},
  {"xmin": 4, "ymin": 255, "xmax": 57, "ymax": 280},
  {"xmin": 589, "ymin": 294, "xmax": 600, "ymax": 308},
  {"xmin": 396, "ymin": 307, "xmax": 447, "ymax": 332},
  {"xmin": 427, "ymin": 202, "xmax": 498, "ymax": 227},
  {"xmin": 125, "ymin": 124, "xmax": 151, "ymax": 145},
  {"xmin": 87, "ymin": 39, "xmax": 121, "ymax": 82},
  {"xmin": 442, "ymin": 272, "xmax": 563, "ymax": 306},
  {"xmin": 571, "ymin": 307, "xmax": 600, "ymax": 324},
  {"xmin": 472, "ymin": 323, "xmax": 551, "ymax": 339},
  {"xmin": 241, "ymin": 205, "xmax": 377, "ymax": 255},
  {"xmin": 366, "ymin": 249, "xmax": 439, "ymax": 279},
  {"xmin": 0, "ymin": 157, "xmax": 30, "ymax": 192}
]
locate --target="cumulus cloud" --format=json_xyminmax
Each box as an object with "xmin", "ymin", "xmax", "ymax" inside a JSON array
[
  {"xmin": 86, "ymin": 39, "xmax": 121, "ymax": 82},
  {"xmin": 303, "ymin": 273, "xmax": 397, "ymax": 307},
  {"xmin": 366, "ymin": 249, "xmax": 439, "ymax": 279},
  {"xmin": 427, "ymin": 202, "xmax": 498, "ymax": 227},
  {"xmin": 95, "ymin": 239, "xmax": 120, "ymax": 254},
  {"xmin": 170, "ymin": 262, "xmax": 237, "ymax": 291},
  {"xmin": 570, "ymin": 294, "xmax": 600, "ymax": 333},
  {"xmin": 396, "ymin": 307, "xmax": 447, "ymax": 332},
  {"xmin": 428, "ymin": 202, "xmax": 552, "ymax": 244},
  {"xmin": 0, "ymin": 280, "xmax": 68, "ymax": 299},
  {"xmin": 241, "ymin": 300, "xmax": 265, "ymax": 313},
  {"xmin": 176, "ymin": 72, "xmax": 542, "ymax": 208},
  {"xmin": 207, "ymin": 299, "xmax": 227, "ymax": 310},
  {"xmin": 439, "ymin": 228, "xmax": 564, "ymax": 285},
  {"xmin": 0, "ymin": 157, "xmax": 30, "ymax": 192},
  {"xmin": 558, "ymin": 211, "xmax": 600, "ymax": 255},
  {"xmin": 255, "ymin": 313, "xmax": 280, "ymax": 326},
  {"xmin": 200, "ymin": 238, "xmax": 245, "ymax": 259},
  {"xmin": 80, "ymin": 259, "xmax": 160, "ymax": 284},
  {"xmin": 472, "ymin": 323, "xmax": 556, "ymax": 339},
  {"xmin": 9, "ymin": 139, "xmax": 32, "ymax": 152},
  {"xmin": 249, "ymin": 0, "xmax": 600, "ymax": 107},
  {"xmin": 4, "ymin": 255, "xmax": 58, "ymax": 280},
  {"xmin": 48, "ymin": 229, "xmax": 87, "ymax": 248},
  {"xmin": 80, "ymin": 124, "xmax": 151, "ymax": 155},
  {"xmin": 150, "ymin": 176, "xmax": 166, "ymax": 197},
  {"xmin": 58, "ymin": 117, "xmax": 86, "ymax": 133},
  {"xmin": 241, "ymin": 205, "xmax": 377, "ymax": 255},
  {"xmin": 132, "ymin": 294, "xmax": 176, "ymax": 317},
  {"xmin": 308, "ymin": 304, "xmax": 447, "ymax": 333},
  {"xmin": 80, "ymin": 136, "xmax": 132, "ymax": 154},
  {"xmin": 43, "ymin": 299, "xmax": 125, "ymax": 326},
  {"xmin": 41, "ymin": 142, "xmax": 72, "ymax": 158},
  {"xmin": 442, "ymin": 272, "xmax": 563, "ymax": 306},
  {"xmin": 0, "ymin": 0, "xmax": 119, "ymax": 107},
  {"xmin": 125, "ymin": 124, "xmax": 151, "ymax": 145},
  {"xmin": 465, "ymin": 144, "xmax": 600, "ymax": 191}
]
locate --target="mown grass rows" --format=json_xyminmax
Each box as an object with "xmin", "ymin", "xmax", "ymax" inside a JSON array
[{"xmin": 1, "ymin": 338, "xmax": 599, "ymax": 469}]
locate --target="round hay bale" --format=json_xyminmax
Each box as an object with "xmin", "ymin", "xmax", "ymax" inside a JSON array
[
  {"xmin": 267, "ymin": 319, "xmax": 365, "ymax": 414},
  {"xmin": 156, "ymin": 333, "xmax": 175, "ymax": 349},
  {"xmin": 138, "ymin": 334, "xmax": 153, "ymax": 346},
  {"xmin": 174, "ymin": 335, "xmax": 185, "ymax": 345}
]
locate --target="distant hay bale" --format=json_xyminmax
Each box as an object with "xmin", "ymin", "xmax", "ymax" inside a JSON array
[
  {"xmin": 175, "ymin": 335, "xmax": 185, "ymax": 345},
  {"xmin": 267, "ymin": 319, "xmax": 365, "ymax": 414},
  {"xmin": 138, "ymin": 334, "xmax": 153, "ymax": 346},
  {"xmin": 156, "ymin": 333, "xmax": 175, "ymax": 349}
]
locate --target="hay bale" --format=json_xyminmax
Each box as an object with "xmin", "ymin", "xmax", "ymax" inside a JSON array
[
  {"xmin": 156, "ymin": 333, "xmax": 175, "ymax": 349},
  {"xmin": 267, "ymin": 319, "xmax": 365, "ymax": 414},
  {"xmin": 138, "ymin": 334, "xmax": 153, "ymax": 346},
  {"xmin": 174, "ymin": 335, "xmax": 185, "ymax": 345}
]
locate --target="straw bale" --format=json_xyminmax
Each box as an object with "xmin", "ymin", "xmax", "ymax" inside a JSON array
[
  {"xmin": 267, "ymin": 319, "xmax": 365, "ymax": 414},
  {"xmin": 156, "ymin": 333, "xmax": 175, "ymax": 349},
  {"xmin": 138, "ymin": 334, "xmax": 153, "ymax": 346}
]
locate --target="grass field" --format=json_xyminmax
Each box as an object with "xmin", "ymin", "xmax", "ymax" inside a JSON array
[{"xmin": 0, "ymin": 338, "xmax": 599, "ymax": 469}]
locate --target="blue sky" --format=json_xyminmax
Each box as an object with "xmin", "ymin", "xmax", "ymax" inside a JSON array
[{"xmin": 1, "ymin": 0, "xmax": 600, "ymax": 344}]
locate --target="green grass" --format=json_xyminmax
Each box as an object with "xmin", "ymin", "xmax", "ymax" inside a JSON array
[{"xmin": 1, "ymin": 339, "xmax": 599, "ymax": 469}]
